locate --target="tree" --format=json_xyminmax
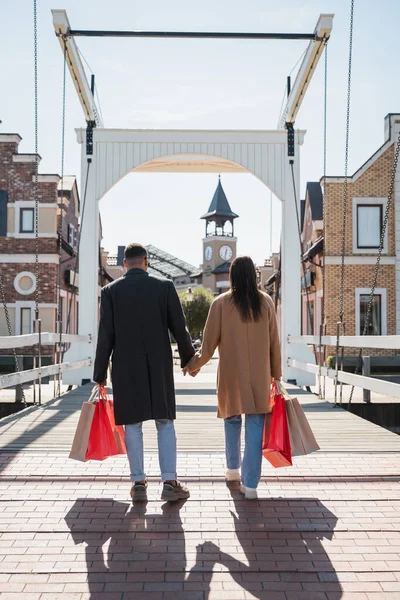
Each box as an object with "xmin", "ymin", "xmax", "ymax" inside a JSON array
[{"xmin": 178, "ymin": 287, "xmax": 215, "ymax": 337}]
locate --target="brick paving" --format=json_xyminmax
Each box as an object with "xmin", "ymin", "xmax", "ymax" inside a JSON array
[{"xmin": 0, "ymin": 363, "xmax": 399, "ymax": 598}]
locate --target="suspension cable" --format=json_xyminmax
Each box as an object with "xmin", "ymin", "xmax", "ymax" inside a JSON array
[
  {"xmin": 56, "ymin": 36, "xmax": 68, "ymax": 397},
  {"xmin": 318, "ymin": 42, "xmax": 328, "ymax": 400},
  {"xmin": 33, "ymin": 0, "xmax": 39, "ymax": 323},
  {"xmin": 289, "ymin": 159, "xmax": 318, "ymax": 361},
  {"xmin": 33, "ymin": 0, "xmax": 42, "ymax": 406},
  {"xmin": 339, "ymin": 0, "xmax": 355, "ymax": 321},
  {"xmin": 348, "ymin": 132, "xmax": 400, "ymax": 403},
  {"xmin": 335, "ymin": 0, "xmax": 355, "ymax": 405},
  {"xmin": 65, "ymin": 158, "xmax": 92, "ymax": 334},
  {"xmin": 0, "ymin": 276, "xmax": 26, "ymax": 405}
]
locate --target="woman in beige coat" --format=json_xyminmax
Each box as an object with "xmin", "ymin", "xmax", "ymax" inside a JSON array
[{"xmin": 185, "ymin": 256, "xmax": 282, "ymax": 499}]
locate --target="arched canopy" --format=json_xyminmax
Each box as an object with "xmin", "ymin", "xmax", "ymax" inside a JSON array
[{"xmin": 76, "ymin": 127, "xmax": 306, "ymax": 202}]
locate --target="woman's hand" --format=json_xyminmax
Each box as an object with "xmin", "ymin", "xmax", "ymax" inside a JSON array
[
  {"xmin": 183, "ymin": 359, "xmax": 200, "ymax": 377},
  {"xmin": 183, "ymin": 366, "xmax": 200, "ymax": 377}
]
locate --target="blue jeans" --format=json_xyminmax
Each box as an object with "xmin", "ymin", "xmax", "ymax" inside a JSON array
[
  {"xmin": 125, "ymin": 419, "xmax": 177, "ymax": 482},
  {"xmin": 224, "ymin": 414, "xmax": 265, "ymax": 489}
]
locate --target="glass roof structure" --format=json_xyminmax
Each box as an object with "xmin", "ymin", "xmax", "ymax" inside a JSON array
[{"xmin": 146, "ymin": 245, "xmax": 201, "ymax": 280}]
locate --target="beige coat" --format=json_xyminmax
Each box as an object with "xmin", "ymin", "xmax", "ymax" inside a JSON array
[{"xmin": 188, "ymin": 291, "xmax": 282, "ymax": 419}]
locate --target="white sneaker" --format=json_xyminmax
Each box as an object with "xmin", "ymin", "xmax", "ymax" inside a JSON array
[
  {"xmin": 225, "ymin": 468, "xmax": 241, "ymax": 482},
  {"xmin": 240, "ymin": 485, "xmax": 258, "ymax": 500}
]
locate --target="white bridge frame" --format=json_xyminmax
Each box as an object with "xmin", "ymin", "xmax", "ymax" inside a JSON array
[{"xmin": 51, "ymin": 10, "xmax": 334, "ymax": 386}]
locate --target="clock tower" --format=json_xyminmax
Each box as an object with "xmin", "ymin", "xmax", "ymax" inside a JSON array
[{"xmin": 201, "ymin": 176, "xmax": 239, "ymax": 294}]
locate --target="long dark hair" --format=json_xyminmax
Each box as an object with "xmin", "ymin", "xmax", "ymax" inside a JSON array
[{"xmin": 230, "ymin": 256, "xmax": 262, "ymax": 322}]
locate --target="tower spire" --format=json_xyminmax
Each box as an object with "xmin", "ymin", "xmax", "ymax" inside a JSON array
[{"xmin": 201, "ymin": 176, "xmax": 239, "ymax": 238}]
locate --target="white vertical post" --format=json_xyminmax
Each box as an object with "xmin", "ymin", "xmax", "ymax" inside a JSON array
[
  {"xmin": 63, "ymin": 144, "xmax": 99, "ymax": 384},
  {"xmin": 280, "ymin": 145, "xmax": 315, "ymax": 385}
]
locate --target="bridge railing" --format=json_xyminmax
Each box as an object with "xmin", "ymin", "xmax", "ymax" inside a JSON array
[
  {"xmin": 288, "ymin": 335, "xmax": 400, "ymax": 399},
  {"xmin": 0, "ymin": 333, "xmax": 91, "ymax": 390}
]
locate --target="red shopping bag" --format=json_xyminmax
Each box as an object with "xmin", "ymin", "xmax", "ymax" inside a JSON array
[
  {"xmin": 86, "ymin": 386, "xmax": 126, "ymax": 461},
  {"xmin": 98, "ymin": 385, "xmax": 127, "ymax": 455},
  {"xmin": 262, "ymin": 382, "xmax": 292, "ymax": 468}
]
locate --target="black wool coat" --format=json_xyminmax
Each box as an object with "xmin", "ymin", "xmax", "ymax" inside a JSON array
[{"xmin": 93, "ymin": 269, "xmax": 195, "ymax": 425}]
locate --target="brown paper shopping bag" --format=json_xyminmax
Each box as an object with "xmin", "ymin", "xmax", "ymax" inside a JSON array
[
  {"xmin": 277, "ymin": 382, "xmax": 320, "ymax": 457},
  {"xmin": 69, "ymin": 387, "xmax": 97, "ymax": 462}
]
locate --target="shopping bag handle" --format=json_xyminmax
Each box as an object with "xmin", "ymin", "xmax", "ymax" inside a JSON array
[
  {"xmin": 88, "ymin": 385, "xmax": 101, "ymax": 403},
  {"xmin": 275, "ymin": 380, "xmax": 292, "ymax": 399}
]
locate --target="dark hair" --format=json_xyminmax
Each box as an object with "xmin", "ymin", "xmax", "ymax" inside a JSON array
[
  {"xmin": 124, "ymin": 243, "xmax": 147, "ymax": 261},
  {"xmin": 230, "ymin": 256, "xmax": 262, "ymax": 322}
]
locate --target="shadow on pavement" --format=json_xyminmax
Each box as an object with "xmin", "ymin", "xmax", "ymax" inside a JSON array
[{"xmin": 65, "ymin": 490, "xmax": 341, "ymax": 600}]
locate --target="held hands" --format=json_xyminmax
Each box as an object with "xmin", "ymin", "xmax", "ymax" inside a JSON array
[{"xmin": 183, "ymin": 366, "xmax": 200, "ymax": 378}]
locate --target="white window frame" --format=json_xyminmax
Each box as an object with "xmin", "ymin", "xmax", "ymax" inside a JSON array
[
  {"xmin": 15, "ymin": 301, "xmax": 35, "ymax": 335},
  {"xmin": 19, "ymin": 207, "xmax": 35, "ymax": 234},
  {"xmin": 352, "ymin": 198, "xmax": 388, "ymax": 254},
  {"xmin": 14, "ymin": 271, "xmax": 37, "ymax": 296},
  {"xmin": 355, "ymin": 287, "xmax": 387, "ymax": 336},
  {"xmin": 11, "ymin": 201, "xmax": 58, "ymax": 239},
  {"xmin": 14, "ymin": 201, "xmax": 36, "ymax": 239}
]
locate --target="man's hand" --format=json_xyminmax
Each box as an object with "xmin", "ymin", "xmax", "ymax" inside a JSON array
[
  {"xmin": 95, "ymin": 381, "xmax": 107, "ymax": 387},
  {"xmin": 183, "ymin": 366, "xmax": 200, "ymax": 377}
]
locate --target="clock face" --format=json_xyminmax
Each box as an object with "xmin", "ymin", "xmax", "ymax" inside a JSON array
[
  {"xmin": 219, "ymin": 245, "xmax": 233, "ymax": 261},
  {"xmin": 204, "ymin": 245, "xmax": 213, "ymax": 261}
]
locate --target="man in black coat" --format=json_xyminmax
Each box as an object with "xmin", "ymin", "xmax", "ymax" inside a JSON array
[{"xmin": 93, "ymin": 243, "xmax": 196, "ymax": 502}]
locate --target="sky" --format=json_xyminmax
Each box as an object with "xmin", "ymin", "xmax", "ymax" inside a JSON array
[{"xmin": 2, "ymin": 0, "xmax": 400, "ymax": 268}]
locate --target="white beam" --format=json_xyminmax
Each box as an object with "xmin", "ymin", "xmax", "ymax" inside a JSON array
[
  {"xmin": 52, "ymin": 10, "xmax": 103, "ymax": 127},
  {"xmin": 279, "ymin": 14, "xmax": 334, "ymax": 128},
  {"xmin": 0, "ymin": 359, "xmax": 91, "ymax": 390},
  {"xmin": 288, "ymin": 335, "xmax": 400, "ymax": 350},
  {"xmin": 287, "ymin": 359, "xmax": 400, "ymax": 399},
  {"xmin": 0, "ymin": 333, "xmax": 91, "ymax": 350}
]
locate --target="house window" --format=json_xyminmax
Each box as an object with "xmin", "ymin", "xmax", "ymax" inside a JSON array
[
  {"xmin": 67, "ymin": 224, "xmax": 74, "ymax": 246},
  {"xmin": 20, "ymin": 307, "xmax": 32, "ymax": 334},
  {"xmin": 356, "ymin": 288, "xmax": 387, "ymax": 336},
  {"xmin": 0, "ymin": 190, "xmax": 8, "ymax": 236},
  {"xmin": 20, "ymin": 208, "xmax": 35, "ymax": 233},
  {"xmin": 307, "ymin": 301, "xmax": 314, "ymax": 335},
  {"xmin": 357, "ymin": 204, "xmax": 382, "ymax": 249},
  {"xmin": 359, "ymin": 294, "xmax": 381, "ymax": 335},
  {"xmin": 14, "ymin": 272, "xmax": 36, "ymax": 296}
]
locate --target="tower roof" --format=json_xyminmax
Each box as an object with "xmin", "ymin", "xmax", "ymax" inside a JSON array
[{"xmin": 201, "ymin": 178, "xmax": 239, "ymax": 220}]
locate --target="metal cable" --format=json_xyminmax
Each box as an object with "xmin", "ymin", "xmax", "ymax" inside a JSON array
[
  {"xmin": 334, "ymin": 0, "xmax": 355, "ymax": 405},
  {"xmin": 318, "ymin": 42, "xmax": 328, "ymax": 399},
  {"xmin": 33, "ymin": 0, "xmax": 42, "ymax": 405},
  {"xmin": 0, "ymin": 276, "xmax": 26, "ymax": 405},
  {"xmin": 65, "ymin": 159, "xmax": 91, "ymax": 334},
  {"xmin": 338, "ymin": 0, "xmax": 355, "ymax": 324},
  {"xmin": 56, "ymin": 37, "xmax": 67, "ymax": 397},
  {"xmin": 348, "ymin": 132, "xmax": 400, "ymax": 403},
  {"xmin": 33, "ymin": 0, "xmax": 39, "ymax": 322},
  {"xmin": 289, "ymin": 160, "xmax": 318, "ymax": 360}
]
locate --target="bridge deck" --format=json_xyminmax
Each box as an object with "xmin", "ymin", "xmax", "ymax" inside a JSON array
[{"xmin": 0, "ymin": 361, "xmax": 399, "ymax": 599}]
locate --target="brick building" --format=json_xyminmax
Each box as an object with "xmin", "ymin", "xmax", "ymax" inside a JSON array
[
  {"xmin": 300, "ymin": 113, "xmax": 400, "ymax": 363},
  {"xmin": 300, "ymin": 182, "xmax": 323, "ymax": 336},
  {"xmin": 0, "ymin": 133, "xmax": 80, "ymax": 370}
]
